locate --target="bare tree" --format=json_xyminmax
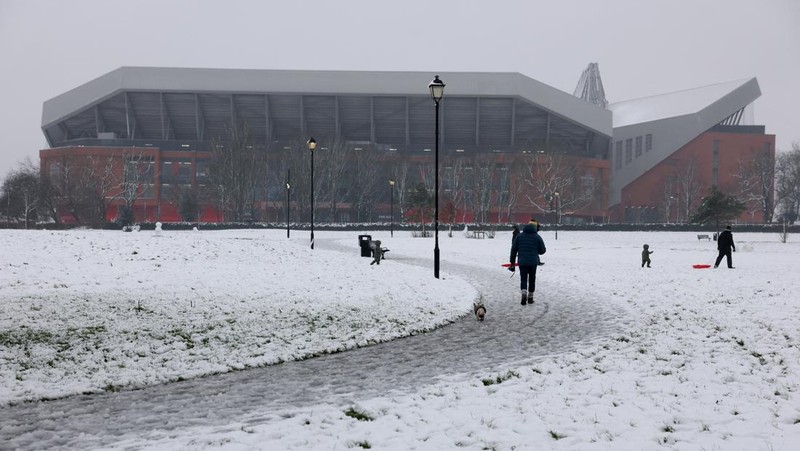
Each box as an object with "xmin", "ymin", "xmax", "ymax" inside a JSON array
[
  {"xmin": 521, "ymin": 152, "xmax": 597, "ymax": 218},
  {"xmin": 441, "ymin": 155, "xmax": 467, "ymax": 224},
  {"xmin": 673, "ymin": 156, "xmax": 704, "ymax": 223},
  {"xmin": 1, "ymin": 160, "xmax": 41, "ymax": 228},
  {"xmin": 735, "ymin": 148, "xmax": 776, "ymax": 223},
  {"xmin": 498, "ymin": 164, "xmax": 524, "ymax": 223},
  {"xmin": 775, "ymin": 143, "xmax": 800, "ymax": 223},
  {"xmin": 470, "ymin": 156, "xmax": 495, "ymax": 224},
  {"xmin": 119, "ymin": 150, "xmax": 154, "ymax": 225},
  {"xmin": 209, "ymin": 122, "xmax": 267, "ymax": 222},
  {"xmin": 350, "ymin": 148, "xmax": 382, "ymax": 222},
  {"xmin": 390, "ymin": 162, "xmax": 410, "ymax": 223},
  {"xmin": 317, "ymin": 139, "xmax": 355, "ymax": 223}
]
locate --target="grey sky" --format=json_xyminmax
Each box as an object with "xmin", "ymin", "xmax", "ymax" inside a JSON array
[{"xmin": 1, "ymin": 0, "xmax": 797, "ymax": 181}]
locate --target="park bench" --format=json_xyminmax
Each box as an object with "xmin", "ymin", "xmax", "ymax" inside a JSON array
[{"xmin": 697, "ymin": 234, "xmax": 712, "ymax": 241}]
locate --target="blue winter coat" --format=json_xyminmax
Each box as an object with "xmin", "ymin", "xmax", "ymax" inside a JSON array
[{"xmin": 510, "ymin": 223, "xmax": 546, "ymax": 267}]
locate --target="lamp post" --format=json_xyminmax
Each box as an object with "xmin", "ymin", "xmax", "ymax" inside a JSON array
[
  {"xmin": 285, "ymin": 168, "xmax": 291, "ymax": 238},
  {"xmin": 554, "ymin": 191, "xmax": 560, "ymax": 240},
  {"xmin": 308, "ymin": 137, "xmax": 316, "ymax": 249},
  {"xmin": 389, "ymin": 179, "xmax": 396, "ymax": 238},
  {"xmin": 429, "ymin": 75, "xmax": 445, "ymax": 279}
]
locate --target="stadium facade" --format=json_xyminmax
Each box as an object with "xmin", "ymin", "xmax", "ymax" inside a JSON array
[{"xmin": 39, "ymin": 66, "xmax": 774, "ymax": 225}]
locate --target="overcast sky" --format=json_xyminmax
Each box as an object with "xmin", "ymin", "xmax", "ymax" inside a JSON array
[{"xmin": 0, "ymin": 0, "xmax": 797, "ymax": 180}]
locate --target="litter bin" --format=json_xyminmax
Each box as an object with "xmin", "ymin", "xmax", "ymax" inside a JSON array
[{"xmin": 359, "ymin": 234, "xmax": 373, "ymax": 257}]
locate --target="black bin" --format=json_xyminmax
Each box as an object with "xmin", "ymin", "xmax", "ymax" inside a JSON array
[{"xmin": 358, "ymin": 234, "xmax": 373, "ymax": 257}]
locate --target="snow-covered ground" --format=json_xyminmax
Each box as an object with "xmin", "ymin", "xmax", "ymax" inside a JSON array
[{"xmin": 2, "ymin": 228, "xmax": 799, "ymax": 449}]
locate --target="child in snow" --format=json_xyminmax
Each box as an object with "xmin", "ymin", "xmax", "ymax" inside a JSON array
[
  {"xmin": 641, "ymin": 244, "xmax": 653, "ymax": 268},
  {"xmin": 370, "ymin": 240, "xmax": 383, "ymax": 265}
]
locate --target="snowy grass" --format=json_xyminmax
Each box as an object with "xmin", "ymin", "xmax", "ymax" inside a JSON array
[
  {"xmin": 0, "ymin": 229, "xmax": 476, "ymax": 405},
  {"xmin": 2, "ymin": 228, "xmax": 800, "ymax": 449}
]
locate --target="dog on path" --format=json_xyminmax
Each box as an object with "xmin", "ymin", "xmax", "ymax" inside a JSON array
[{"xmin": 473, "ymin": 301, "xmax": 486, "ymax": 321}]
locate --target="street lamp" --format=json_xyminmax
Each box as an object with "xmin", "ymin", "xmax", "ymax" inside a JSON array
[
  {"xmin": 308, "ymin": 137, "xmax": 316, "ymax": 249},
  {"xmin": 389, "ymin": 179, "xmax": 396, "ymax": 238},
  {"xmin": 554, "ymin": 191, "xmax": 560, "ymax": 240},
  {"xmin": 286, "ymin": 168, "xmax": 291, "ymax": 238},
  {"xmin": 429, "ymin": 75, "xmax": 445, "ymax": 279}
]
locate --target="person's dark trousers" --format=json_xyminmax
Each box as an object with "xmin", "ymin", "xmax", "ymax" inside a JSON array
[
  {"xmin": 714, "ymin": 249, "xmax": 733, "ymax": 268},
  {"xmin": 519, "ymin": 265, "xmax": 538, "ymax": 292}
]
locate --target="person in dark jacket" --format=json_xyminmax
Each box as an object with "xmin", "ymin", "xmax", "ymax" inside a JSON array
[
  {"xmin": 509, "ymin": 220, "xmax": 547, "ymax": 305},
  {"xmin": 511, "ymin": 225, "xmax": 520, "ymax": 243},
  {"xmin": 714, "ymin": 225, "xmax": 736, "ymax": 268}
]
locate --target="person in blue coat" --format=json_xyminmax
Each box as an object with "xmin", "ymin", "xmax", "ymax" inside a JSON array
[{"xmin": 509, "ymin": 219, "xmax": 547, "ymax": 305}]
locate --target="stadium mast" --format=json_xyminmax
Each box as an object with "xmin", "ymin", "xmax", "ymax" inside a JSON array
[{"xmin": 573, "ymin": 62, "xmax": 608, "ymax": 109}]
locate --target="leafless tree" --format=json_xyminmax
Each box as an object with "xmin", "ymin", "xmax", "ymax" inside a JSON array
[
  {"xmin": 735, "ymin": 148, "xmax": 776, "ymax": 223},
  {"xmin": 775, "ymin": 143, "xmax": 800, "ymax": 223},
  {"xmin": 1, "ymin": 159, "xmax": 40, "ymax": 228},
  {"xmin": 521, "ymin": 152, "xmax": 598, "ymax": 218},
  {"xmin": 317, "ymin": 139, "xmax": 355, "ymax": 223},
  {"xmin": 672, "ymin": 156, "xmax": 704, "ymax": 223},
  {"xmin": 209, "ymin": 122, "xmax": 267, "ymax": 222},
  {"xmin": 390, "ymin": 162, "xmax": 410, "ymax": 223},
  {"xmin": 350, "ymin": 148, "xmax": 382, "ymax": 222},
  {"xmin": 470, "ymin": 156, "xmax": 496, "ymax": 224},
  {"xmin": 661, "ymin": 176, "xmax": 678, "ymax": 223},
  {"xmin": 497, "ymin": 164, "xmax": 524, "ymax": 223},
  {"xmin": 119, "ymin": 150, "xmax": 155, "ymax": 225},
  {"xmin": 441, "ymin": 155, "xmax": 467, "ymax": 224}
]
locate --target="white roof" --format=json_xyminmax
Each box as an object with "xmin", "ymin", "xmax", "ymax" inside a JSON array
[{"xmin": 609, "ymin": 78, "xmax": 754, "ymax": 127}]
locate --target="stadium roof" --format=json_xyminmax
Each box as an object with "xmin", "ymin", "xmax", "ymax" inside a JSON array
[
  {"xmin": 607, "ymin": 77, "xmax": 762, "ymax": 206},
  {"xmin": 609, "ymin": 78, "xmax": 759, "ymax": 127},
  {"xmin": 41, "ymin": 67, "xmax": 612, "ymax": 155}
]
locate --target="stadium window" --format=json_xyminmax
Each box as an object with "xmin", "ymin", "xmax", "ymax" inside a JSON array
[
  {"xmin": 645, "ymin": 134, "xmax": 653, "ymax": 151},
  {"xmin": 625, "ymin": 138, "xmax": 633, "ymax": 164},
  {"xmin": 615, "ymin": 141, "xmax": 623, "ymax": 170},
  {"xmin": 635, "ymin": 136, "xmax": 643, "ymax": 158}
]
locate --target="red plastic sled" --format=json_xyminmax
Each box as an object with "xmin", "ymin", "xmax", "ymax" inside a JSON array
[
  {"xmin": 501, "ymin": 263, "xmax": 519, "ymax": 268},
  {"xmin": 692, "ymin": 264, "xmax": 711, "ymax": 269}
]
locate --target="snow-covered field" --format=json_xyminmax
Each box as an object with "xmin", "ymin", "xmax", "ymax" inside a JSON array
[{"xmin": 2, "ymin": 228, "xmax": 799, "ymax": 449}]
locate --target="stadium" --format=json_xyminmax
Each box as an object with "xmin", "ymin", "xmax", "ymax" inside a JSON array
[{"xmin": 39, "ymin": 65, "xmax": 774, "ymax": 225}]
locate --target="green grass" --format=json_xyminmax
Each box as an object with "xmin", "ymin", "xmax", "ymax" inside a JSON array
[{"xmin": 344, "ymin": 407, "xmax": 373, "ymax": 421}]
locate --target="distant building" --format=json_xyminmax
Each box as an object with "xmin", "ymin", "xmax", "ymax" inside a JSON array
[
  {"xmin": 38, "ymin": 66, "xmax": 773, "ymax": 225},
  {"xmin": 608, "ymin": 78, "xmax": 774, "ymax": 223}
]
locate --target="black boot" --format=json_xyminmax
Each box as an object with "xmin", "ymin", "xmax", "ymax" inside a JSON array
[
  {"xmin": 527, "ymin": 291, "xmax": 534, "ymax": 304},
  {"xmin": 520, "ymin": 290, "xmax": 527, "ymax": 305}
]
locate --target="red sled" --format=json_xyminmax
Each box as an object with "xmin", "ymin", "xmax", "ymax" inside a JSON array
[
  {"xmin": 692, "ymin": 264, "xmax": 711, "ymax": 269},
  {"xmin": 501, "ymin": 263, "xmax": 519, "ymax": 268}
]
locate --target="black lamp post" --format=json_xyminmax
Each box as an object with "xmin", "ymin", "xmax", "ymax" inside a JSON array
[
  {"xmin": 308, "ymin": 137, "xmax": 316, "ymax": 249},
  {"xmin": 285, "ymin": 168, "xmax": 291, "ymax": 238},
  {"xmin": 389, "ymin": 179, "xmax": 396, "ymax": 238},
  {"xmin": 429, "ymin": 75, "xmax": 445, "ymax": 279},
  {"xmin": 554, "ymin": 191, "xmax": 560, "ymax": 240}
]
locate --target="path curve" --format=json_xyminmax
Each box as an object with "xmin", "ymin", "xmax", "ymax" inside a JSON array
[{"xmin": 0, "ymin": 237, "xmax": 626, "ymax": 449}]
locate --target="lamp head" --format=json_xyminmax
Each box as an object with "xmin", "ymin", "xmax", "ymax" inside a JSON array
[
  {"xmin": 428, "ymin": 75, "xmax": 445, "ymax": 102},
  {"xmin": 307, "ymin": 137, "xmax": 317, "ymax": 151},
  {"xmin": 389, "ymin": 179, "xmax": 396, "ymax": 186}
]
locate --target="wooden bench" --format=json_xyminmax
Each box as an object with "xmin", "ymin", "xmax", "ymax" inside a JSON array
[
  {"xmin": 697, "ymin": 234, "xmax": 711, "ymax": 241},
  {"xmin": 468, "ymin": 230, "xmax": 487, "ymax": 239}
]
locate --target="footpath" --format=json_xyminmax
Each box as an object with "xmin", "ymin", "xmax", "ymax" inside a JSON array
[{"xmin": 0, "ymin": 238, "xmax": 624, "ymax": 450}]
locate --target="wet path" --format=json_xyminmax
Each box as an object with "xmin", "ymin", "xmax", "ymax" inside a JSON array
[{"xmin": 0, "ymin": 238, "xmax": 626, "ymax": 449}]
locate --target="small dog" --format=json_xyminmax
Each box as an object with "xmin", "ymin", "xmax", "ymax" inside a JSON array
[{"xmin": 473, "ymin": 302, "xmax": 486, "ymax": 321}]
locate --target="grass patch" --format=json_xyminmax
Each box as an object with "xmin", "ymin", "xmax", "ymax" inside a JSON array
[
  {"xmin": 344, "ymin": 407, "xmax": 373, "ymax": 422},
  {"xmin": 482, "ymin": 370, "xmax": 520, "ymax": 386},
  {"xmin": 548, "ymin": 430, "xmax": 566, "ymax": 440},
  {"xmin": 353, "ymin": 441, "xmax": 371, "ymax": 449}
]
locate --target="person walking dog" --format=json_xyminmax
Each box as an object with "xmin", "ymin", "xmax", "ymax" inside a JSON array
[
  {"xmin": 509, "ymin": 219, "xmax": 547, "ymax": 305},
  {"xmin": 714, "ymin": 226, "xmax": 736, "ymax": 269}
]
